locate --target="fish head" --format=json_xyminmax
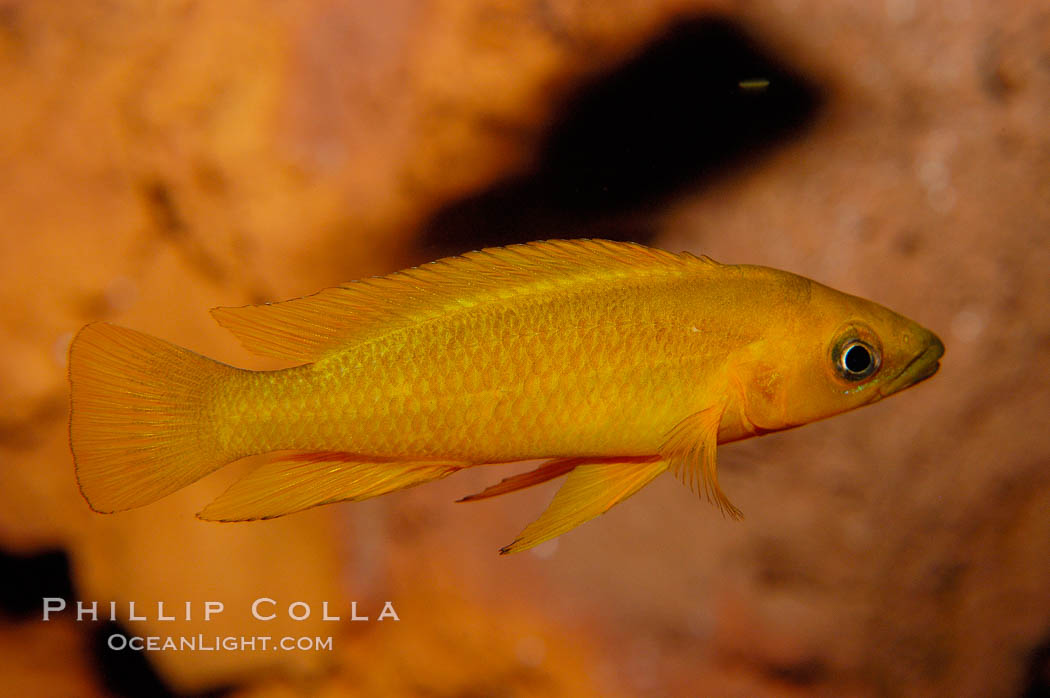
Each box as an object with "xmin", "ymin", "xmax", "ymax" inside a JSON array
[{"xmin": 732, "ymin": 274, "xmax": 944, "ymax": 432}]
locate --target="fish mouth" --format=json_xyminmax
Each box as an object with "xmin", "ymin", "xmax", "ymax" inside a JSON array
[{"xmin": 879, "ymin": 333, "xmax": 944, "ymax": 397}]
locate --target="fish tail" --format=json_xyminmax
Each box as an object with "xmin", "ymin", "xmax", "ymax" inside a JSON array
[{"xmin": 69, "ymin": 322, "xmax": 238, "ymax": 513}]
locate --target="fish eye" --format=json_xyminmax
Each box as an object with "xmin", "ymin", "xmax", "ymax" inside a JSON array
[{"xmin": 835, "ymin": 339, "xmax": 880, "ymax": 381}]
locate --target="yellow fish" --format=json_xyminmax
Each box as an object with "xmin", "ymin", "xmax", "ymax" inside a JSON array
[{"xmin": 69, "ymin": 240, "xmax": 943, "ymax": 553}]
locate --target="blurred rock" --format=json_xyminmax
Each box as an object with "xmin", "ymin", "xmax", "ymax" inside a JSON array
[
  {"xmin": 0, "ymin": 617, "xmax": 107, "ymax": 697},
  {"xmin": 229, "ymin": 573, "xmax": 609, "ymax": 698}
]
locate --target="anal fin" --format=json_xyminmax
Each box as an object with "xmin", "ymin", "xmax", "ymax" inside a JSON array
[
  {"xmin": 661, "ymin": 405, "xmax": 743, "ymax": 520},
  {"xmin": 457, "ymin": 459, "xmax": 578, "ymax": 502},
  {"xmin": 499, "ymin": 458, "xmax": 666, "ymax": 555},
  {"xmin": 456, "ymin": 455, "xmax": 660, "ymax": 502},
  {"xmin": 198, "ymin": 452, "xmax": 465, "ymax": 521}
]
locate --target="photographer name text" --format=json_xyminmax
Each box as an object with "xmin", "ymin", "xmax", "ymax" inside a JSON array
[{"xmin": 42, "ymin": 598, "xmax": 399, "ymax": 623}]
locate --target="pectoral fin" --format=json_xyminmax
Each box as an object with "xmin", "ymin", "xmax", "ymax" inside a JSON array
[
  {"xmin": 198, "ymin": 452, "xmax": 465, "ymax": 521},
  {"xmin": 499, "ymin": 458, "xmax": 666, "ymax": 555},
  {"xmin": 661, "ymin": 405, "xmax": 743, "ymax": 520}
]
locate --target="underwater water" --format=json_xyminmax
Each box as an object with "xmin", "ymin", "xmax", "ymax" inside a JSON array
[{"xmin": 1, "ymin": 3, "xmax": 1049, "ymax": 697}]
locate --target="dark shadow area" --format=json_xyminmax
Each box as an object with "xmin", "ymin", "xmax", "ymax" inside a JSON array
[
  {"xmin": 90, "ymin": 621, "xmax": 230, "ymax": 698},
  {"xmin": 0, "ymin": 548, "xmax": 75, "ymax": 618},
  {"xmin": 1023, "ymin": 633, "xmax": 1050, "ymax": 698},
  {"xmin": 90, "ymin": 622, "xmax": 177, "ymax": 698},
  {"xmin": 420, "ymin": 15, "xmax": 823, "ymax": 257},
  {"xmin": 0, "ymin": 548, "xmax": 212, "ymax": 697}
]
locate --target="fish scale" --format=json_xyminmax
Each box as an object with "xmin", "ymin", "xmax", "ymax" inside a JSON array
[{"xmin": 217, "ymin": 284, "xmax": 708, "ymax": 461}]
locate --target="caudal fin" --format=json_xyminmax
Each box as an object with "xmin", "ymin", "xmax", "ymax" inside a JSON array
[{"xmin": 69, "ymin": 323, "xmax": 238, "ymax": 513}]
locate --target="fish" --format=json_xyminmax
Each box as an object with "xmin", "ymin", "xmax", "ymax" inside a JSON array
[{"xmin": 69, "ymin": 239, "xmax": 944, "ymax": 554}]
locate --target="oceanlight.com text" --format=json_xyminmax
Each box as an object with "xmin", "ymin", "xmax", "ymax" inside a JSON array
[{"xmin": 106, "ymin": 633, "xmax": 334, "ymax": 652}]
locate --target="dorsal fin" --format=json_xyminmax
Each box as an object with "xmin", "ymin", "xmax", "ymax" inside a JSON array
[{"xmin": 211, "ymin": 239, "xmax": 718, "ymax": 362}]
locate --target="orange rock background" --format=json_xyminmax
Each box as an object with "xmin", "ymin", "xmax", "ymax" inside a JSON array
[{"xmin": 1, "ymin": 1, "xmax": 1048, "ymax": 696}]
